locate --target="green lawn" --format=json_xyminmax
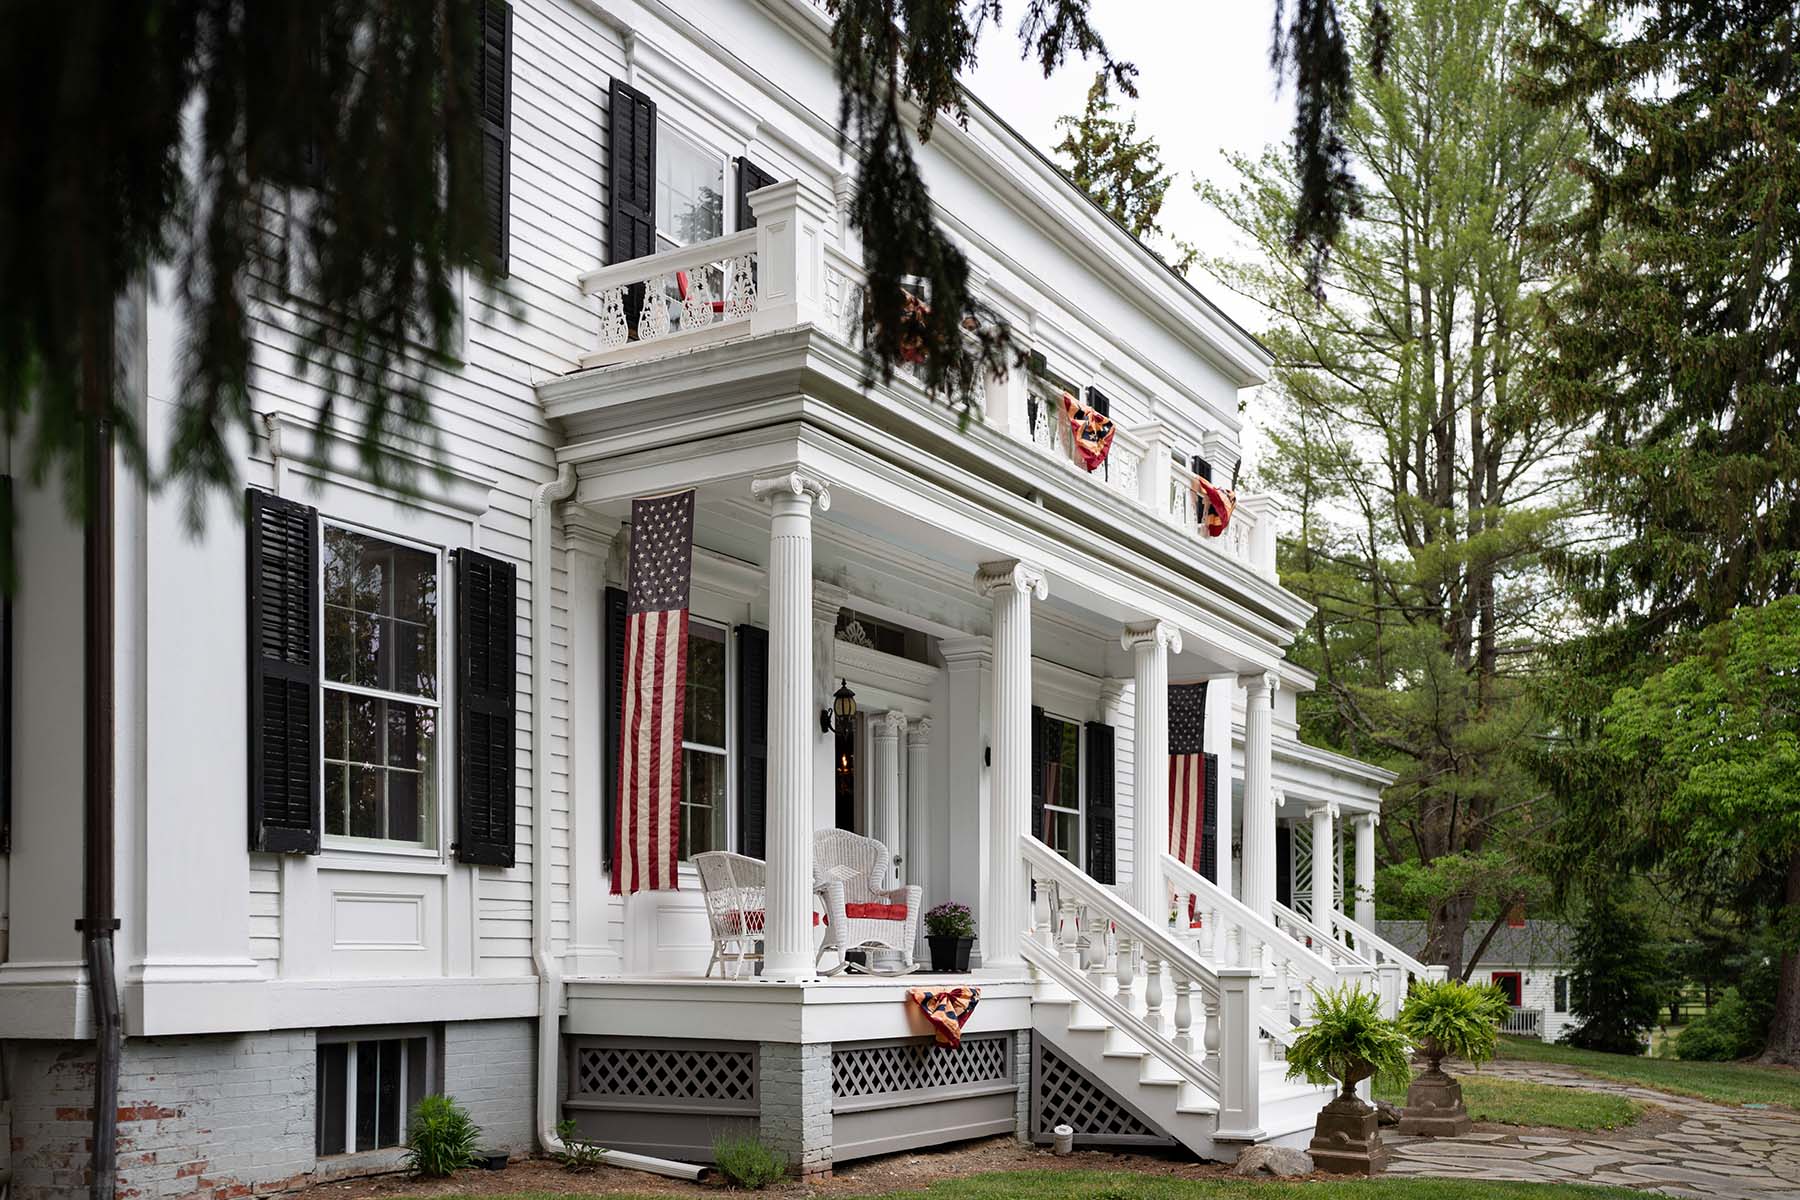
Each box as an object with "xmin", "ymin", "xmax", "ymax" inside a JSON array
[
  {"xmin": 1373, "ymin": 1074, "xmax": 1643, "ymax": 1131},
  {"xmin": 450, "ymin": 1177, "xmax": 1644, "ymax": 1200},
  {"xmin": 1495, "ymin": 1035, "xmax": 1800, "ymax": 1109}
]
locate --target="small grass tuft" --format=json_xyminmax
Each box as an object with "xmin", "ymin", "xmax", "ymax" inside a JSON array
[{"xmin": 711, "ymin": 1131, "xmax": 787, "ymax": 1189}]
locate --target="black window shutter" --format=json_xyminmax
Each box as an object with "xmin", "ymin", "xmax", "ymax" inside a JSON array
[
  {"xmin": 1554, "ymin": 975, "xmax": 1568, "ymax": 1013},
  {"xmin": 0, "ymin": 476, "xmax": 12, "ymax": 854},
  {"xmin": 478, "ymin": 0, "xmax": 513, "ymax": 274},
  {"xmin": 1276, "ymin": 822, "xmax": 1292, "ymax": 907},
  {"xmin": 453, "ymin": 549, "xmax": 517, "ymax": 866},
  {"xmin": 1200, "ymin": 751, "xmax": 1220, "ymax": 884},
  {"xmin": 1085, "ymin": 386, "xmax": 1110, "ymax": 418},
  {"xmin": 608, "ymin": 78, "xmax": 658, "ymax": 265},
  {"xmin": 734, "ymin": 157, "xmax": 779, "ymax": 231},
  {"xmin": 736, "ymin": 625, "xmax": 769, "ymax": 857},
  {"xmin": 1084, "ymin": 721, "xmax": 1114, "ymax": 884},
  {"xmin": 1029, "ymin": 705, "xmax": 1046, "ymax": 843},
  {"xmin": 602, "ymin": 587, "xmax": 627, "ymax": 870},
  {"xmin": 246, "ymin": 489, "xmax": 321, "ymax": 854}
]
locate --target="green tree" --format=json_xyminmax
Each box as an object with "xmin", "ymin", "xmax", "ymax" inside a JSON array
[
  {"xmin": 0, "ymin": 0, "xmax": 503, "ymax": 544},
  {"xmin": 1201, "ymin": 0, "xmax": 1583, "ymax": 974},
  {"xmin": 1564, "ymin": 887, "xmax": 1667, "ymax": 1056},
  {"xmin": 1052, "ymin": 74, "xmax": 1187, "ymax": 264},
  {"xmin": 1520, "ymin": 1, "xmax": 1800, "ymax": 1064}
]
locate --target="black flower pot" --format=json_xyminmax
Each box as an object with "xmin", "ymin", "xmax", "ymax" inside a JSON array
[{"xmin": 928, "ymin": 936, "xmax": 973, "ymax": 973}]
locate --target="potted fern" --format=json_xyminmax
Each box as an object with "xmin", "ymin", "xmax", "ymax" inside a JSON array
[
  {"xmin": 1285, "ymin": 983, "xmax": 1412, "ymax": 1175},
  {"xmin": 1396, "ymin": 978, "xmax": 1510, "ymax": 1136}
]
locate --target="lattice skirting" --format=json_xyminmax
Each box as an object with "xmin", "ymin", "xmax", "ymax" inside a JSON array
[
  {"xmin": 832, "ymin": 1034, "xmax": 1011, "ymax": 1103},
  {"xmin": 1030, "ymin": 1035, "xmax": 1175, "ymax": 1148},
  {"xmin": 570, "ymin": 1039, "xmax": 758, "ymax": 1109}
]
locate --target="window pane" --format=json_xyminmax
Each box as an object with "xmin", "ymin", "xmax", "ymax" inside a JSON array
[
  {"xmin": 325, "ymin": 763, "xmax": 348, "ymax": 836},
  {"xmin": 656, "ymin": 128, "xmax": 723, "ymax": 246},
  {"xmin": 1048, "ymin": 810, "xmax": 1079, "ymax": 864},
  {"xmin": 325, "ymin": 692, "xmax": 435, "ymax": 846},
  {"xmin": 681, "ymin": 748, "xmax": 727, "ymax": 859},
  {"xmin": 685, "ymin": 623, "xmax": 726, "ymax": 747},
  {"xmin": 349, "ymin": 767, "xmax": 382, "ymax": 839},
  {"xmin": 1042, "ymin": 717, "xmax": 1080, "ymax": 811},
  {"xmin": 323, "ymin": 528, "xmax": 438, "ymax": 699},
  {"xmin": 377, "ymin": 1040, "xmax": 403, "ymax": 1148},
  {"xmin": 316, "ymin": 1043, "xmax": 347, "ymax": 1156},
  {"xmin": 354, "ymin": 1042, "xmax": 377, "ymax": 1151}
]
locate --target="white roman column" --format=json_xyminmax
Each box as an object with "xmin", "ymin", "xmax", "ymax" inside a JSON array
[
  {"xmin": 975, "ymin": 560, "xmax": 1047, "ymax": 971},
  {"xmin": 1309, "ymin": 802, "xmax": 1337, "ymax": 925},
  {"xmin": 1353, "ymin": 812, "xmax": 1377, "ymax": 929},
  {"xmin": 1123, "ymin": 621, "xmax": 1182, "ymax": 922},
  {"xmin": 871, "ymin": 710, "xmax": 907, "ymax": 871},
  {"xmin": 1239, "ymin": 671, "xmax": 1279, "ymax": 920},
  {"xmin": 751, "ymin": 470, "xmax": 830, "ymax": 978},
  {"xmin": 906, "ymin": 718, "xmax": 933, "ymax": 904}
]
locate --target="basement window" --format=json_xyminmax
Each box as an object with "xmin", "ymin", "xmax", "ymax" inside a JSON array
[{"xmin": 316, "ymin": 1034, "xmax": 431, "ymax": 1156}]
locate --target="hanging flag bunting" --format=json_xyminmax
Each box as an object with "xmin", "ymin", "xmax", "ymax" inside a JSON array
[
  {"xmin": 1061, "ymin": 392, "xmax": 1116, "ymax": 472},
  {"xmin": 1192, "ymin": 473, "xmax": 1237, "ymax": 536},
  {"xmin": 612, "ymin": 489, "xmax": 696, "ymax": 896},
  {"xmin": 1169, "ymin": 682, "xmax": 1210, "ymax": 877},
  {"xmin": 909, "ymin": 986, "xmax": 981, "ymax": 1047}
]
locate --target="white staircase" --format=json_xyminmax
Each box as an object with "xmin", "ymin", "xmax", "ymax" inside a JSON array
[{"xmin": 1020, "ymin": 837, "xmax": 1378, "ymax": 1160}]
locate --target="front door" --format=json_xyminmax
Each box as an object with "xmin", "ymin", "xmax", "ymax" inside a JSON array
[{"xmin": 1491, "ymin": 971, "xmax": 1523, "ymax": 1006}]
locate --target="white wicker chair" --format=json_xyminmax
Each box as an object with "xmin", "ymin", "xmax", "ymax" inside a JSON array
[
  {"xmin": 812, "ymin": 829, "xmax": 921, "ymax": 975},
  {"xmin": 694, "ymin": 851, "xmax": 837, "ymax": 978}
]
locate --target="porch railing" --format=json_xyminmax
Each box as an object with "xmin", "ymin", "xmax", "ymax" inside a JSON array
[
  {"xmin": 1326, "ymin": 911, "xmax": 1446, "ymax": 986},
  {"xmin": 578, "ymin": 232, "xmax": 759, "ymax": 359},
  {"xmin": 1271, "ymin": 900, "xmax": 1374, "ymax": 972},
  {"xmin": 1022, "ymin": 836, "xmax": 1264, "ymax": 1137},
  {"xmin": 1502, "ymin": 1007, "xmax": 1543, "ymax": 1038}
]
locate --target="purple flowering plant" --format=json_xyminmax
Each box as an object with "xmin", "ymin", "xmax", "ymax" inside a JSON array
[{"xmin": 924, "ymin": 901, "xmax": 975, "ymax": 940}]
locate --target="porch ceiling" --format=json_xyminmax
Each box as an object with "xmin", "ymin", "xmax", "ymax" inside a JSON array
[{"xmin": 545, "ymin": 326, "xmax": 1308, "ymax": 676}]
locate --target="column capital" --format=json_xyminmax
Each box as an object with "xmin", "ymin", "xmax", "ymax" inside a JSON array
[
  {"xmin": 974, "ymin": 559, "xmax": 1048, "ymax": 601},
  {"xmin": 907, "ymin": 716, "xmax": 933, "ymax": 746},
  {"xmin": 1307, "ymin": 800, "xmax": 1340, "ymax": 820},
  {"xmin": 1353, "ymin": 810, "xmax": 1379, "ymax": 829},
  {"xmin": 1121, "ymin": 620, "xmax": 1184, "ymax": 655},
  {"xmin": 1240, "ymin": 670, "xmax": 1280, "ymax": 698},
  {"xmin": 873, "ymin": 709, "xmax": 909, "ymax": 740},
  {"xmin": 751, "ymin": 470, "xmax": 831, "ymax": 511}
]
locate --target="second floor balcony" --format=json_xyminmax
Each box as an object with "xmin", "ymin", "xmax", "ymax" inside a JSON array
[{"xmin": 569, "ymin": 179, "xmax": 1276, "ymax": 583}]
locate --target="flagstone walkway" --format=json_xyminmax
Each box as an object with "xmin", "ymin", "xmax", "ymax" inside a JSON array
[{"xmin": 1384, "ymin": 1059, "xmax": 1800, "ymax": 1198}]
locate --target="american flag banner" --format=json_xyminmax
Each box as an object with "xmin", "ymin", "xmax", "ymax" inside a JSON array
[
  {"xmin": 612, "ymin": 490, "xmax": 696, "ymax": 895},
  {"xmin": 1169, "ymin": 682, "xmax": 1210, "ymax": 874}
]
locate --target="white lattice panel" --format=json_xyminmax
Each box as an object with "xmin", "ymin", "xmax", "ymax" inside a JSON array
[
  {"xmin": 831, "ymin": 1034, "xmax": 1010, "ymax": 1099},
  {"xmin": 573, "ymin": 1043, "xmax": 757, "ymax": 1104},
  {"xmin": 1032, "ymin": 1039, "xmax": 1167, "ymax": 1142}
]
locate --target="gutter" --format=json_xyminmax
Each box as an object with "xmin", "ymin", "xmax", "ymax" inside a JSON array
[{"xmin": 526, "ymin": 466, "xmax": 705, "ymax": 1183}]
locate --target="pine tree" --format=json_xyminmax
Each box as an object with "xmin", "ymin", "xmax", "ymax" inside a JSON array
[
  {"xmin": 1565, "ymin": 888, "xmax": 1667, "ymax": 1056},
  {"xmin": 1201, "ymin": 0, "xmax": 1584, "ymax": 975},
  {"xmin": 1520, "ymin": 1, "xmax": 1800, "ymax": 1063},
  {"xmin": 1052, "ymin": 75, "xmax": 1184, "ymax": 260}
]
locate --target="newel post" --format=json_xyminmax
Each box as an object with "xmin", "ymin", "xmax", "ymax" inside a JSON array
[
  {"xmin": 1136, "ymin": 421, "xmax": 1173, "ymax": 516},
  {"xmin": 1213, "ymin": 966, "xmax": 1264, "ymax": 1142},
  {"xmin": 749, "ymin": 178, "xmax": 833, "ymax": 336},
  {"xmin": 1375, "ymin": 961, "xmax": 1405, "ymax": 1020}
]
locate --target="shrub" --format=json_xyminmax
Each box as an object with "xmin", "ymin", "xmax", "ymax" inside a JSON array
[
  {"xmin": 712, "ymin": 1132, "xmax": 787, "ymax": 1189},
  {"xmin": 554, "ymin": 1118, "xmax": 607, "ymax": 1171},
  {"xmin": 1286, "ymin": 982, "xmax": 1413, "ymax": 1100},
  {"xmin": 1398, "ymin": 978, "xmax": 1510, "ymax": 1068},
  {"xmin": 1676, "ymin": 988, "xmax": 1765, "ymax": 1061},
  {"xmin": 402, "ymin": 1094, "xmax": 481, "ymax": 1178},
  {"xmin": 924, "ymin": 901, "xmax": 975, "ymax": 940},
  {"xmin": 1563, "ymin": 890, "xmax": 1665, "ymax": 1055}
]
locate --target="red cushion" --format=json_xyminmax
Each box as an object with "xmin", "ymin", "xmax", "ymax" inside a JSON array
[
  {"xmin": 722, "ymin": 910, "xmax": 825, "ymax": 934},
  {"xmin": 844, "ymin": 902, "xmax": 909, "ymax": 921}
]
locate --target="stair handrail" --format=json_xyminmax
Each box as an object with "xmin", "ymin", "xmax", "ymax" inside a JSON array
[
  {"xmin": 1022, "ymin": 836, "xmax": 1264, "ymax": 1136},
  {"xmin": 1328, "ymin": 910, "xmax": 1443, "ymax": 982},
  {"xmin": 1161, "ymin": 853, "xmax": 1340, "ymax": 992},
  {"xmin": 1271, "ymin": 899, "xmax": 1374, "ymax": 969}
]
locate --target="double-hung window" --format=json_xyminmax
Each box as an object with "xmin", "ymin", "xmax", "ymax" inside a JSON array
[
  {"xmin": 680, "ymin": 620, "xmax": 729, "ymax": 860},
  {"xmin": 1041, "ymin": 713, "xmax": 1083, "ymax": 867},
  {"xmin": 321, "ymin": 525, "xmax": 441, "ymax": 848},
  {"xmin": 657, "ymin": 125, "xmax": 725, "ymax": 251}
]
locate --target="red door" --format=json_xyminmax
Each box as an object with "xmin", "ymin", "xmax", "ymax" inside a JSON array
[{"xmin": 1491, "ymin": 971, "xmax": 1522, "ymax": 1006}]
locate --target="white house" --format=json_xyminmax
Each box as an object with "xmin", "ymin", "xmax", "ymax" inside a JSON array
[
  {"xmin": 1377, "ymin": 921, "xmax": 1577, "ymax": 1043},
  {"xmin": 0, "ymin": 0, "xmax": 1410, "ymax": 1193}
]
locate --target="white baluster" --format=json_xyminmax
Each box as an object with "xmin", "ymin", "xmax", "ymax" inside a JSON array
[
  {"xmin": 1144, "ymin": 956, "xmax": 1165, "ymax": 1035},
  {"xmin": 597, "ymin": 286, "xmax": 629, "ymax": 348},
  {"xmin": 1084, "ymin": 910, "xmax": 1108, "ymax": 986},
  {"xmin": 726, "ymin": 254, "xmax": 757, "ymax": 321},
  {"xmin": 1201, "ymin": 988, "xmax": 1221, "ymax": 1079},
  {"xmin": 1059, "ymin": 897, "xmax": 1082, "ymax": 969},
  {"xmin": 1173, "ymin": 976, "xmax": 1195, "ymax": 1056},
  {"xmin": 1034, "ymin": 880, "xmax": 1055, "ymax": 953},
  {"xmin": 638, "ymin": 276, "xmax": 671, "ymax": 340},
  {"xmin": 1115, "ymin": 934, "xmax": 1135, "ymax": 1009}
]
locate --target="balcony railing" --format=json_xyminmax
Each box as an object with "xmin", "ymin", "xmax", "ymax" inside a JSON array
[
  {"xmin": 1501, "ymin": 1007, "xmax": 1543, "ymax": 1038},
  {"xmin": 572, "ymin": 179, "xmax": 1276, "ymax": 580}
]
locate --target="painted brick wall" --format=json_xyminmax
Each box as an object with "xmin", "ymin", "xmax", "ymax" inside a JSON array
[
  {"xmin": 441, "ymin": 1019, "xmax": 536, "ymax": 1155},
  {"xmin": 757, "ymin": 1042, "xmax": 831, "ymax": 1178},
  {"xmin": 7, "ymin": 1033, "xmax": 316, "ymax": 1200}
]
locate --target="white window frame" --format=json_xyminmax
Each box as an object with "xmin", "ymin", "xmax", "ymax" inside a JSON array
[
  {"xmin": 315, "ymin": 1027, "xmax": 436, "ymax": 1158},
  {"xmin": 678, "ymin": 616, "xmax": 733, "ymax": 863},
  {"xmin": 654, "ymin": 119, "xmax": 731, "ymax": 251},
  {"xmin": 318, "ymin": 518, "xmax": 448, "ymax": 858},
  {"xmin": 1042, "ymin": 710, "xmax": 1085, "ymax": 869}
]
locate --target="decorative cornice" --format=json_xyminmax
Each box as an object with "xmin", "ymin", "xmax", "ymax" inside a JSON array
[
  {"xmin": 1122, "ymin": 620, "xmax": 1184, "ymax": 655},
  {"xmin": 939, "ymin": 637, "xmax": 993, "ymax": 670},
  {"xmin": 750, "ymin": 470, "xmax": 831, "ymax": 511},
  {"xmin": 974, "ymin": 559, "xmax": 1048, "ymax": 601},
  {"xmin": 812, "ymin": 580, "xmax": 849, "ymax": 619}
]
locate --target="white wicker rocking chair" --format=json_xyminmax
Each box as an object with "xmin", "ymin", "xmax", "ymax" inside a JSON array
[
  {"xmin": 693, "ymin": 851, "xmax": 836, "ymax": 978},
  {"xmin": 812, "ymin": 829, "xmax": 921, "ymax": 975}
]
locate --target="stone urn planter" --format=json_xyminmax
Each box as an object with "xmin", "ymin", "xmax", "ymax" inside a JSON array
[
  {"xmin": 1307, "ymin": 1060, "xmax": 1393, "ymax": 1176},
  {"xmin": 1398, "ymin": 1035, "xmax": 1473, "ymax": 1137}
]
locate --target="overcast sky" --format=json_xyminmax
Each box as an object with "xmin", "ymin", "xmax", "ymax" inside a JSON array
[{"xmin": 965, "ymin": 3, "xmax": 1293, "ymax": 466}]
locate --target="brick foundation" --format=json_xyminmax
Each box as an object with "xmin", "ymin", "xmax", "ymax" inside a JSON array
[{"xmin": 757, "ymin": 1041, "xmax": 831, "ymax": 1178}]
